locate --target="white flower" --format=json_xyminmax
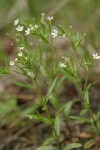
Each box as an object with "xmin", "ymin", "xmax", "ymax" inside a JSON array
[
  {"xmin": 10, "ymin": 60, "xmax": 15, "ymax": 66},
  {"xmin": 34, "ymin": 24, "xmax": 38, "ymax": 29},
  {"xmin": 27, "ymin": 72, "xmax": 34, "ymax": 78},
  {"xmin": 18, "ymin": 52, "xmax": 23, "ymax": 57},
  {"xmin": 59, "ymin": 62, "xmax": 66, "ymax": 68},
  {"xmin": 62, "ymin": 56, "xmax": 70, "ymax": 63},
  {"xmin": 15, "ymin": 58, "xmax": 18, "ymax": 61},
  {"xmin": 25, "ymin": 57, "xmax": 28, "ymax": 60},
  {"xmin": 93, "ymin": 53, "xmax": 100, "ymax": 60},
  {"xmin": 46, "ymin": 16, "xmax": 53, "ymax": 21},
  {"xmin": 41, "ymin": 13, "xmax": 45, "ymax": 16},
  {"xmin": 14, "ymin": 18, "xmax": 19, "ymax": 25},
  {"xmin": 19, "ymin": 47, "xmax": 24, "ymax": 50},
  {"xmin": 16, "ymin": 25, "xmax": 24, "ymax": 32},
  {"xmin": 51, "ymin": 29, "xmax": 58, "ymax": 38},
  {"xmin": 25, "ymin": 28, "xmax": 30, "ymax": 35},
  {"xmin": 63, "ymin": 35, "xmax": 65, "ymax": 37}
]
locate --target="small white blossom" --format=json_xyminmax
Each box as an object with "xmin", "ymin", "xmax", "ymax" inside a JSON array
[
  {"xmin": 27, "ymin": 72, "xmax": 34, "ymax": 78},
  {"xmin": 62, "ymin": 56, "xmax": 70, "ymax": 63},
  {"xmin": 41, "ymin": 13, "xmax": 45, "ymax": 16},
  {"xmin": 14, "ymin": 18, "xmax": 19, "ymax": 26},
  {"xmin": 15, "ymin": 58, "xmax": 18, "ymax": 61},
  {"xmin": 10, "ymin": 60, "xmax": 15, "ymax": 66},
  {"xmin": 16, "ymin": 25, "xmax": 24, "ymax": 32},
  {"xmin": 25, "ymin": 57, "xmax": 28, "ymax": 60},
  {"xmin": 63, "ymin": 35, "xmax": 65, "ymax": 37},
  {"xmin": 59, "ymin": 62, "xmax": 66, "ymax": 68},
  {"xmin": 19, "ymin": 47, "xmax": 24, "ymax": 50},
  {"xmin": 34, "ymin": 24, "xmax": 39, "ymax": 29},
  {"xmin": 25, "ymin": 28, "xmax": 30, "ymax": 35},
  {"xmin": 46, "ymin": 16, "xmax": 53, "ymax": 21},
  {"xmin": 51, "ymin": 29, "xmax": 58, "ymax": 38},
  {"xmin": 93, "ymin": 53, "xmax": 100, "ymax": 60},
  {"xmin": 18, "ymin": 52, "xmax": 23, "ymax": 57}
]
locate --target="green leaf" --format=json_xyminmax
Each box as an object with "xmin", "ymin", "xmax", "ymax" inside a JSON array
[
  {"xmin": 37, "ymin": 146, "xmax": 57, "ymax": 150},
  {"xmin": 97, "ymin": 111, "xmax": 100, "ymax": 120},
  {"xmin": 97, "ymin": 121, "xmax": 100, "ymax": 131},
  {"xmin": 22, "ymin": 104, "xmax": 40, "ymax": 116},
  {"xmin": 39, "ymin": 33, "xmax": 48, "ymax": 43},
  {"xmin": 70, "ymin": 116, "xmax": 89, "ymax": 123},
  {"xmin": 71, "ymin": 41, "xmax": 76, "ymax": 52},
  {"xmin": 43, "ymin": 136, "xmax": 56, "ymax": 146},
  {"xmin": 55, "ymin": 76, "xmax": 66, "ymax": 91},
  {"xmin": 31, "ymin": 51, "xmax": 36, "ymax": 69},
  {"xmin": 40, "ymin": 65, "xmax": 47, "ymax": 77},
  {"xmin": 61, "ymin": 69, "xmax": 75, "ymax": 83},
  {"xmin": 49, "ymin": 95, "xmax": 61, "ymax": 109},
  {"xmin": 83, "ymin": 84, "xmax": 91, "ymax": 105},
  {"xmin": 0, "ymin": 67, "xmax": 10, "ymax": 76},
  {"xmin": 0, "ymin": 99, "xmax": 17, "ymax": 115},
  {"xmin": 56, "ymin": 101, "xmax": 74, "ymax": 117},
  {"xmin": 57, "ymin": 99, "xmax": 79, "ymax": 117},
  {"xmin": 27, "ymin": 112, "xmax": 50, "ymax": 124},
  {"xmin": 84, "ymin": 139, "xmax": 96, "ymax": 149},
  {"xmin": 76, "ymin": 39, "xmax": 81, "ymax": 48},
  {"xmin": 84, "ymin": 49, "xmax": 93, "ymax": 68},
  {"xmin": 54, "ymin": 115, "xmax": 60, "ymax": 137},
  {"xmin": 80, "ymin": 109, "xmax": 87, "ymax": 116},
  {"xmin": 63, "ymin": 101, "xmax": 74, "ymax": 117},
  {"xmin": 55, "ymin": 25, "xmax": 65, "ymax": 34},
  {"xmin": 64, "ymin": 143, "xmax": 82, "ymax": 150},
  {"xmin": 47, "ymin": 77, "xmax": 57, "ymax": 98},
  {"xmin": 14, "ymin": 82, "xmax": 34, "ymax": 89}
]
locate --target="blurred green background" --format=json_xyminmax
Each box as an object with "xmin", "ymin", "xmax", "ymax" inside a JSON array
[{"xmin": 0, "ymin": 0, "xmax": 100, "ymax": 48}]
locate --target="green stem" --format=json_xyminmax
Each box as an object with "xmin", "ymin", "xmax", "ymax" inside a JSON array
[{"xmin": 34, "ymin": 78, "xmax": 43, "ymax": 101}]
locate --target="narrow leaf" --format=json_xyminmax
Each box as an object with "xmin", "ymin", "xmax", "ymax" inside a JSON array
[
  {"xmin": 47, "ymin": 77, "xmax": 57, "ymax": 97},
  {"xmin": 14, "ymin": 82, "xmax": 34, "ymax": 89},
  {"xmin": 43, "ymin": 136, "xmax": 56, "ymax": 146},
  {"xmin": 54, "ymin": 115, "xmax": 60, "ymax": 137},
  {"xmin": 37, "ymin": 146, "xmax": 57, "ymax": 150},
  {"xmin": 64, "ymin": 143, "xmax": 82, "ymax": 150},
  {"xmin": 84, "ymin": 139, "xmax": 96, "ymax": 149}
]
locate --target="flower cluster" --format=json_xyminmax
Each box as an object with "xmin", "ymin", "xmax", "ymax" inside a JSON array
[
  {"xmin": 14, "ymin": 18, "xmax": 39, "ymax": 36},
  {"xmin": 10, "ymin": 51, "xmax": 23, "ymax": 66}
]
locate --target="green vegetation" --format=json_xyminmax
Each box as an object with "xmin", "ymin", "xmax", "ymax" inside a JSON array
[{"xmin": 0, "ymin": 1, "xmax": 100, "ymax": 149}]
